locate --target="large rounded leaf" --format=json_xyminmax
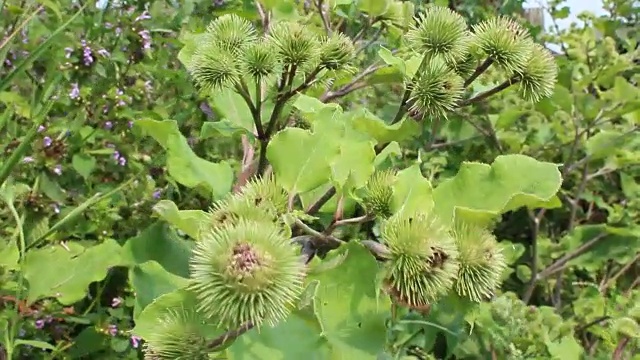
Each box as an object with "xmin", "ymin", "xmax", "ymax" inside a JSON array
[
  {"xmin": 432, "ymin": 154, "xmax": 562, "ymax": 226},
  {"xmin": 22, "ymin": 239, "xmax": 123, "ymax": 305}
]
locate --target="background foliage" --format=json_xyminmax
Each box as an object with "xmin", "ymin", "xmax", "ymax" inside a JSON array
[{"xmin": 0, "ymin": 0, "xmax": 638, "ymax": 359}]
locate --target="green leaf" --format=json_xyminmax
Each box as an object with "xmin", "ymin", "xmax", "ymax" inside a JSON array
[
  {"xmin": 230, "ymin": 246, "xmax": 387, "ymax": 357},
  {"xmin": 267, "ymin": 127, "xmax": 340, "ymax": 194},
  {"xmin": 14, "ymin": 339, "xmax": 56, "ymax": 351},
  {"xmin": 152, "ymin": 200, "xmax": 208, "ymax": 240},
  {"xmin": 72, "ymin": 153, "xmax": 96, "ymax": 179},
  {"xmin": 546, "ymin": 336, "xmax": 583, "ymax": 360},
  {"xmin": 565, "ymin": 225, "xmax": 640, "ymax": 271},
  {"xmin": 22, "ymin": 239, "xmax": 123, "ymax": 305},
  {"xmin": 378, "ymin": 47, "xmax": 406, "ymax": 75},
  {"xmin": 357, "ymin": 0, "xmax": 391, "ymax": 18},
  {"xmin": 209, "ymin": 88, "xmax": 256, "ymax": 133},
  {"xmin": 228, "ymin": 309, "xmax": 330, "ymax": 359},
  {"xmin": 38, "ymin": 172, "xmax": 66, "ymax": 203},
  {"xmin": 294, "ymin": 94, "xmax": 342, "ymax": 114},
  {"xmin": 135, "ymin": 119, "xmax": 233, "ymax": 198},
  {"xmin": 331, "ymin": 138, "xmax": 376, "ymax": 191},
  {"xmin": 374, "ymin": 141, "xmax": 401, "ymax": 167},
  {"xmin": 0, "ymin": 91, "xmax": 31, "ymax": 117},
  {"xmin": 133, "ymin": 288, "xmax": 222, "ymax": 340},
  {"xmin": 200, "ymin": 120, "xmax": 253, "ymax": 140},
  {"xmin": 36, "ymin": 0, "xmax": 63, "ymax": 20},
  {"xmin": 585, "ymin": 130, "xmax": 640, "ymax": 160},
  {"xmin": 345, "ymin": 108, "xmax": 420, "ymax": 145},
  {"xmin": 177, "ymin": 32, "xmax": 207, "ymax": 68},
  {"xmin": 432, "ymin": 154, "xmax": 562, "ymax": 226},
  {"xmin": 120, "ymin": 222, "xmax": 192, "ymax": 278},
  {"xmin": 391, "ymin": 164, "xmax": 434, "ymax": 216},
  {"xmin": 130, "ymin": 260, "xmax": 189, "ymax": 320},
  {"xmin": 0, "ymin": 240, "xmax": 19, "ymax": 270},
  {"xmin": 306, "ymin": 241, "xmax": 391, "ymax": 357}
]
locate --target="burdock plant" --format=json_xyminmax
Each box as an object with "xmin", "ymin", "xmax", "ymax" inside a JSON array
[{"xmin": 139, "ymin": 3, "xmax": 561, "ymax": 358}]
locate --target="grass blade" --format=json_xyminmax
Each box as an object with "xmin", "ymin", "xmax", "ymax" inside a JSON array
[
  {"xmin": 27, "ymin": 172, "xmax": 142, "ymax": 249},
  {"xmin": 0, "ymin": 99, "xmax": 54, "ymax": 188},
  {"xmin": 0, "ymin": 1, "xmax": 88, "ymax": 93}
]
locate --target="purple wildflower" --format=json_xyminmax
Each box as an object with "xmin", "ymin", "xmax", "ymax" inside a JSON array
[
  {"xmin": 107, "ymin": 324, "xmax": 117, "ymax": 336},
  {"xmin": 35, "ymin": 319, "xmax": 45, "ymax": 329},
  {"xmin": 23, "ymin": 156, "xmax": 34, "ymax": 163},
  {"xmin": 135, "ymin": 10, "xmax": 151, "ymax": 22},
  {"xmin": 138, "ymin": 30, "xmax": 151, "ymax": 50},
  {"xmin": 43, "ymin": 136, "xmax": 52, "ymax": 147},
  {"xmin": 104, "ymin": 121, "xmax": 113, "ymax": 130},
  {"xmin": 97, "ymin": 48, "xmax": 110, "ymax": 57},
  {"xmin": 152, "ymin": 189, "xmax": 162, "ymax": 199},
  {"xmin": 111, "ymin": 297, "xmax": 122, "ymax": 307},
  {"xmin": 82, "ymin": 47, "xmax": 93, "ymax": 66},
  {"xmin": 37, "ymin": 125, "xmax": 46, "ymax": 132},
  {"xmin": 118, "ymin": 157, "xmax": 126, "ymax": 166},
  {"xmin": 52, "ymin": 165, "xmax": 62, "ymax": 176},
  {"xmin": 69, "ymin": 83, "xmax": 80, "ymax": 100},
  {"xmin": 130, "ymin": 335, "xmax": 142, "ymax": 348}
]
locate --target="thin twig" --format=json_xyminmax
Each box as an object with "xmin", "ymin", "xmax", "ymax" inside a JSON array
[
  {"xmin": 315, "ymin": 0, "xmax": 332, "ymax": 36},
  {"xmin": 321, "ymin": 64, "xmax": 384, "ymax": 101},
  {"xmin": 255, "ymin": 1, "xmax": 270, "ymax": 33},
  {"xmin": 464, "ymin": 58, "xmax": 493, "ymax": 87},
  {"xmin": 354, "ymin": 25, "xmax": 384, "ymax": 57},
  {"xmin": 459, "ymin": 76, "xmax": 520, "ymax": 106},
  {"xmin": 600, "ymin": 252, "xmax": 640, "ymax": 292},
  {"xmin": 612, "ymin": 337, "xmax": 629, "ymax": 360},
  {"xmin": 537, "ymin": 233, "xmax": 608, "ymax": 280},
  {"xmin": 522, "ymin": 208, "xmax": 546, "ymax": 303},
  {"xmin": 305, "ymin": 186, "xmax": 337, "ymax": 215},
  {"xmin": 207, "ymin": 322, "xmax": 254, "ymax": 350},
  {"xmin": 294, "ymin": 218, "xmax": 343, "ymax": 247}
]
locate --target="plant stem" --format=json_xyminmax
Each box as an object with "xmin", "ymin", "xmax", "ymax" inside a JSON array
[
  {"xmin": 207, "ymin": 321, "xmax": 255, "ymax": 351},
  {"xmin": 459, "ymin": 76, "xmax": 520, "ymax": 106},
  {"xmin": 600, "ymin": 252, "xmax": 640, "ymax": 292},
  {"xmin": 235, "ymin": 81, "xmax": 264, "ymax": 139},
  {"xmin": 305, "ymin": 186, "xmax": 337, "ymax": 215},
  {"xmin": 522, "ymin": 208, "xmax": 545, "ymax": 303},
  {"xmin": 463, "ymin": 57, "xmax": 493, "ymax": 87},
  {"xmin": 294, "ymin": 218, "xmax": 343, "ymax": 247},
  {"xmin": 257, "ymin": 66, "xmax": 322, "ymax": 176},
  {"xmin": 315, "ymin": 0, "xmax": 332, "ymax": 36},
  {"xmin": 535, "ymin": 232, "xmax": 608, "ymax": 280}
]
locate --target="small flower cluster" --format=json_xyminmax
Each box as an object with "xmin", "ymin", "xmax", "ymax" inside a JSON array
[{"xmin": 106, "ymin": 143, "xmax": 127, "ymax": 167}]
